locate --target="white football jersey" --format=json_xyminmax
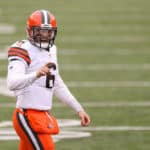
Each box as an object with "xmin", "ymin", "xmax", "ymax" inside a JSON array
[{"xmin": 7, "ymin": 40, "xmax": 83, "ymax": 112}]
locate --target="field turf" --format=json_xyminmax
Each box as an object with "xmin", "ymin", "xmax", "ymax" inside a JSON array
[{"xmin": 0, "ymin": 0, "xmax": 150, "ymax": 149}]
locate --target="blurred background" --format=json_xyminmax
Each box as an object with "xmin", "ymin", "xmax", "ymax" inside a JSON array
[{"xmin": 0, "ymin": 0, "xmax": 150, "ymax": 149}]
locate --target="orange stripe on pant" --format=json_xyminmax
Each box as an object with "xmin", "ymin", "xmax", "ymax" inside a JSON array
[{"xmin": 13, "ymin": 109, "xmax": 59, "ymax": 150}]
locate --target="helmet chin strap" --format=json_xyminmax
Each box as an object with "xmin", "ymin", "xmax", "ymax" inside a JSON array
[
  {"xmin": 34, "ymin": 41, "xmax": 53, "ymax": 51},
  {"xmin": 35, "ymin": 42, "xmax": 49, "ymax": 49}
]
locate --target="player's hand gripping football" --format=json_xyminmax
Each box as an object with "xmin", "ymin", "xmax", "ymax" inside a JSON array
[
  {"xmin": 36, "ymin": 62, "xmax": 56, "ymax": 78},
  {"xmin": 78, "ymin": 111, "xmax": 91, "ymax": 126}
]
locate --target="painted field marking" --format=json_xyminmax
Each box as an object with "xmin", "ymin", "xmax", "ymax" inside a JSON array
[
  {"xmin": 54, "ymin": 101, "xmax": 150, "ymax": 107},
  {"xmin": 62, "ymin": 35, "xmax": 149, "ymax": 43},
  {"xmin": 67, "ymin": 126, "xmax": 150, "ymax": 131},
  {"xmin": 0, "ymin": 24, "xmax": 16, "ymax": 34},
  {"xmin": 0, "ymin": 46, "xmax": 8, "ymax": 59},
  {"xmin": 0, "ymin": 78, "xmax": 14, "ymax": 96},
  {"xmin": 66, "ymin": 81, "xmax": 150, "ymax": 87},
  {"xmin": 49, "ymin": 48, "xmax": 150, "ymax": 56},
  {"xmin": 60, "ymin": 64, "xmax": 150, "ymax": 70},
  {"xmin": 2, "ymin": 64, "xmax": 150, "ymax": 72},
  {"xmin": 2, "ymin": 101, "xmax": 150, "ymax": 108}
]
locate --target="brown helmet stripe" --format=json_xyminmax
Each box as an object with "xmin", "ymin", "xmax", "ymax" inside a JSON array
[
  {"xmin": 40, "ymin": 10, "xmax": 50, "ymax": 25},
  {"xmin": 46, "ymin": 11, "xmax": 50, "ymax": 24}
]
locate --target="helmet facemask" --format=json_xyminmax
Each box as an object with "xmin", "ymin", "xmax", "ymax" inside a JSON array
[{"xmin": 28, "ymin": 25, "xmax": 57, "ymax": 50}]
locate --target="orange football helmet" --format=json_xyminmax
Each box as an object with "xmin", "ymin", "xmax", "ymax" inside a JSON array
[{"xmin": 27, "ymin": 10, "xmax": 57, "ymax": 50}]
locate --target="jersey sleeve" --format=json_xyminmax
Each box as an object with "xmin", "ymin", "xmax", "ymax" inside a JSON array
[
  {"xmin": 8, "ymin": 47, "xmax": 31, "ymax": 65},
  {"xmin": 53, "ymin": 74, "xmax": 84, "ymax": 112},
  {"xmin": 52, "ymin": 45, "xmax": 83, "ymax": 112},
  {"xmin": 7, "ymin": 60, "xmax": 37, "ymax": 90}
]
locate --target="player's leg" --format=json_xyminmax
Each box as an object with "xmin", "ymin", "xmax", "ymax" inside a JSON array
[
  {"xmin": 13, "ymin": 109, "xmax": 44, "ymax": 150},
  {"xmin": 19, "ymin": 140, "xmax": 30, "ymax": 150},
  {"xmin": 19, "ymin": 134, "xmax": 55, "ymax": 150},
  {"xmin": 37, "ymin": 134, "xmax": 55, "ymax": 150}
]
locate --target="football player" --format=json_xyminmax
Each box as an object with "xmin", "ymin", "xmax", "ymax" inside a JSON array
[{"xmin": 7, "ymin": 9, "xmax": 91, "ymax": 150}]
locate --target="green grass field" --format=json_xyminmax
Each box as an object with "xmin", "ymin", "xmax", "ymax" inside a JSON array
[{"xmin": 1, "ymin": 0, "xmax": 150, "ymax": 149}]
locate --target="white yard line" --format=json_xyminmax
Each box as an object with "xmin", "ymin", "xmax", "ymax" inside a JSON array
[
  {"xmin": 0, "ymin": 78, "xmax": 14, "ymax": 96},
  {"xmin": 1, "ymin": 126, "xmax": 150, "ymax": 132},
  {"xmin": 49, "ymin": 101, "xmax": 150, "ymax": 107},
  {"xmin": 0, "ymin": 53, "xmax": 7, "ymax": 59},
  {"xmin": 66, "ymin": 126, "xmax": 150, "ymax": 131},
  {"xmin": 2, "ymin": 125, "xmax": 150, "ymax": 132},
  {"xmin": 59, "ymin": 49, "xmax": 150, "ymax": 55},
  {"xmin": 62, "ymin": 36, "xmax": 149, "ymax": 43},
  {"xmin": 60, "ymin": 64, "xmax": 150, "ymax": 70},
  {"xmin": 2, "ymin": 64, "xmax": 150, "ymax": 71},
  {"xmin": 0, "ymin": 24, "xmax": 16, "ymax": 34},
  {"xmin": 67, "ymin": 81, "xmax": 150, "ymax": 87},
  {"xmin": 2, "ymin": 101, "xmax": 150, "ymax": 108},
  {"xmin": 79, "ymin": 102, "xmax": 150, "ymax": 107},
  {"xmin": 67, "ymin": 24, "xmax": 150, "ymax": 31},
  {"xmin": 1, "ymin": 120, "xmax": 150, "ymax": 134}
]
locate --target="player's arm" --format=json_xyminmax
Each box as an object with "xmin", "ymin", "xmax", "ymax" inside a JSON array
[
  {"xmin": 53, "ymin": 74, "xmax": 83, "ymax": 112},
  {"xmin": 7, "ymin": 59, "xmax": 56, "ymax": 91},
  {"xmin": 53, "ymin": 74, "xmax": 91, "ymax": 126},
  {"xmin": 7, "ymin": 60, "xmax": 37, "ymax": 90},
  {"xmin": 7, "ymin": 46, "xmax": 38, "ymax": 90}
]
